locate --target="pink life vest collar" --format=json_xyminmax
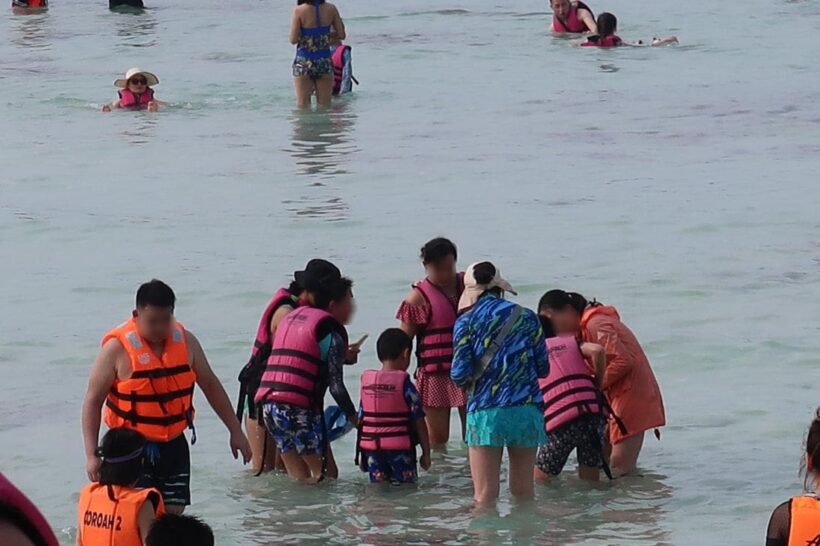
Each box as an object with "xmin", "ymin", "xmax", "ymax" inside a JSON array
[{"xmin": 118, "ymin": 87, "xmax": 155, "ymax": 110}]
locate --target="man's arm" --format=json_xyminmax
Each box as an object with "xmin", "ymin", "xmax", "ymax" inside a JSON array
[
  {"xmin": 187, "ymin": 331, "xmax": 252, "ymax": 463},
  {"xmin": 81, "ymin": 339, "xmax": 119, "ymax": 481},
  {"xmin": 579, "ymin": 9, "xmax": 597, "ymax": 33},
  {"xmin": 580, "ymin": 342, "xmax": 606, "ymax": 388}
]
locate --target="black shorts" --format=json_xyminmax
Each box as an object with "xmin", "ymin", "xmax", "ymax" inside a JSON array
[
  {"xmin": 536, "ymin": 414, "xmax": 606, "ymax": 476},
  {"xmin": 136, "ymin": 434, "xmax": 191, "ymax": 507}
]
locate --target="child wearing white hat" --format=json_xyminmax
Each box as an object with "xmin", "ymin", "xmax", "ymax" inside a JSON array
[{"xmin": 102, "ymin": 67, "xmax": 161, "ymax": 112}]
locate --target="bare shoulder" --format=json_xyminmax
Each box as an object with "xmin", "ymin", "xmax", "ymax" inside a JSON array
[
  {"xmin": 100, "ymin": 337, "xmax": 126, "ymax": 359},
  {"xmin": 184, "ymin": 329, "xmax": 202, "ymax": 349},
  {"xmin": 403, "ymin": 287, "xmax": 426, "ymax": 306}
]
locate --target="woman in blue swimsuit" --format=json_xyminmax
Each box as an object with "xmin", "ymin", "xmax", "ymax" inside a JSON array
[{"xmin": 290, "ymin": 0, "xmax": 346, "ymax": 108}]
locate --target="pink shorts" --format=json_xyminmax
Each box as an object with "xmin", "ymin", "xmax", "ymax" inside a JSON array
[{"xmin": 416, "ymin": 370, "xmax": 467, "ymax": 409}]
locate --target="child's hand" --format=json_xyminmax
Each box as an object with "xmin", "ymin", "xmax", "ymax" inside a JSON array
[
  {"xmin": 420, "ymin": 452, "xmax": 431, "ymax": 471},
  {"xmin": 147, "ymin": 101, "xmax": 159, "ymax": 112}
]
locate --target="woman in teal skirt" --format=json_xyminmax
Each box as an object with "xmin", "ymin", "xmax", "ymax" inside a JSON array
[{"xmin": 451, "ymin": 262, "xmax": 548, "ymax": 505}]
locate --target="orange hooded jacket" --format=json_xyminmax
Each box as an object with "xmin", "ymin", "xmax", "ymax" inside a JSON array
[{"xmin": 581, "ymin": 305, "xmax": 665, "ymax": 445}]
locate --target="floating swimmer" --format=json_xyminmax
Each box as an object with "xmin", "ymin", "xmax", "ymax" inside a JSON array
[
  {"xmin": 102, "ymin": 68, "xmax": 162, "ymax": 112},
  {"xmin": 356, "ymin": 329, "xmax": 432, "ymax": 485},
  {"xmin": 550, "ymin": 0, "xmax": 596, "ymax": 34},
  {"xmin": 581, "ymin": 13, "xmax": 678, "ymax": 48},
  {"xmin": 766, "ymin": 409, "xmax": 820, "ymax": 546},
  {"xmin": 77, "ymin": 428, "xmax": 164, "ymax": 546}
]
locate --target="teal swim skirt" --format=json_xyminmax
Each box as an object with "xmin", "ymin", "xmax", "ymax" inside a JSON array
[{"xmin": 464, "ymin": 405, "xmax": 547, "ymax": 448}]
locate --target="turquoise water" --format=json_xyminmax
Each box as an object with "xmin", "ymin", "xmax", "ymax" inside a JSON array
[{"xmin": 2, "ymin": 0, "xmax": 820, "ymax": 543}]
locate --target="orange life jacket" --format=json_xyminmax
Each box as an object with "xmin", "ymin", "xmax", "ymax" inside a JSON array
[
  {"xmin": 789, "ymin": 496, "xmax": 820, "ymax": 546},
  {"xmin": 78, "ymin": 483, "xmax": 164, "ymax": 546},
  {"xmin": 103, "ymin": 317, "xmax": 197, "ymax": 443}
]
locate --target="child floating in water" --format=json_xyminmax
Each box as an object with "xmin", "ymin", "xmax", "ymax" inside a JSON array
[
  {"xmin": 766, "ymin": 409, "xmax": 820, "ymax": 546},
  {"xmin": 581, "ymin": 12, "xmax": 678, "ymax": 48},
  {"xmin": 102, "ymin": 67, "xmax": 161, "ymax": 112},
  {"xmin": 356, "ymin": 329, "xmax": 431, "ymax": 485},
  {"xmin": 77, "ymin": 428, "xmax": 165, "ymax": 546}
]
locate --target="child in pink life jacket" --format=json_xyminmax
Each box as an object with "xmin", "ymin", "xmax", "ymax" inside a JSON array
[
  {"xmin": 582, "ymin": 12, "xmax": 678, "ymax": 48},
  {"xmin": 102, "ymin": 67, "xmax": 161, "ymax": 112},
  {"xmin": 356, "ymin": 329, "xmax": 431, "ymax": 485}
]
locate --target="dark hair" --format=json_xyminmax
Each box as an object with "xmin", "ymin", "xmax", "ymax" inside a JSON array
[
  {"xmin": 136, "ymin": 279, "xmax": 175, "ymax": 309},
  {"xmin": 288, "ymin": 280, "xmax": 304, "ymax": 296},
  {"xmin": 146, "ymin": 515, "xmax": 214, "ymax": 546},
  {"xmin": 472, "ymin": 261, "xmax": 496, "ymax": 285},
  {"xmin": 538, "ymin": 289, "xmax": 571, "ymax": 313},
  {"xmin": 97, "ymin": 428, "xmax": 147, "ymax": 486},
  {"xmin": 597, "ymin": 12, "xmax": 617, "ymax": 37},
  {"xmin": 567, "ymin": 292, "xmax": 589, "ymax": 314},
  {"xmin": 377, "ymin": 328, "xmax": 412, "ymax": 362},
  {"xmin": 297, "ymin": 0, "xmax": 324, "ymax": 4},
  {"xmin": 314, "ymin": 277, "xmax": 353, "ymax": 310},
  {"xmin": 0, "ymin": 503, "xmax": 47, "ymax": 546},
  {"xmin": 538, "ymin": 315, "xmax": 556, "ymax": 339},
  {"xmin": 421, "ymin": 238, "xmax": 458, "ymax": 265},
  {"xmin": 804, "ymin": 408, "xmax": 820, "ymax": 489}
]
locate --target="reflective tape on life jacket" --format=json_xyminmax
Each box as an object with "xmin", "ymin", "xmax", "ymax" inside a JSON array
[
  {"xmin": 357, "ymin": 370, "xmax": 413, "ymax": 453},
  {"xmin": 553, "ymin": 1, "xmax": 593, "ymax": 33},
  {"xmin": 103, "ymin": 318, "xmax": 196, "ymax": 443},
  {"xmin": 539, "ymin": 336, "xmax": 603, "ymax": 432},
  {"xmin": 255, "ymin": 307, "xmax": 347, "ymax": 409},
  {"xmin": 236, "ymin": 288, "xmax": 299, "ymax": 421},
  {"xmin": 788, "ymin": 496, "xmax": 820, "ymax": 546},
  {"xmin": 414, "ymin": 274, "xmax": 464, "ymax": 373},
  {"xmin": 118, "ymin": 87, "xmax": 155, "ymax": 110},
  {"xmin": 78, "ymin": 484, "xmax": 164, "ymax": 546}
]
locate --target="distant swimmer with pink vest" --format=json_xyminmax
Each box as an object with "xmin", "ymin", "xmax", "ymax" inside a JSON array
[
  {"xmin": 581, "ymin": 13, "xmax": 679, "ymax": 48},
  {"xmin": 102, "ymin": 68, "xmax": 163, "ymax": 112},
  {"xmin": 550, "ymin": 0, "xmax": 596, "ymax": 34}
]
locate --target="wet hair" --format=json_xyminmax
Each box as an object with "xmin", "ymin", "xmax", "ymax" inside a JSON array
[
  {"xmin": 597, "ymin": 12, "xmax": 617, "ymax": 37},
  {"xmin": 136, "ymin": 279, "xmax": 175, "ymax": 309},
  {"xmin": 377, "ymin": 328, "xmax": 412, "ymax": 362},
  {"xmin": 567, "ymin": 292, "xmax": 589, "ymax": 314},
  {"xmin": 297, "ymin": 0, "xmax": 324, "ymax": 4},
  {"xmin": 538, "ymin": 315, "xmax": 556, "ymax": 339},
  {"xmin": 421, "ymin": 238, "xmax": 458, "ymax": 265},
  {"xmin": 97, "ymin": 428, "xmax": 147, "ymax": 486},
  {"xmin": 146, "ymin": 514, "xmax": 214, "ymax": 546},
  {"xmin": 314, "ymin": 277, "xmax": 353, "ymax": 310},
  {"xmin": 0, "ymin": 503, "xmax": 47, "ymax": 546}
]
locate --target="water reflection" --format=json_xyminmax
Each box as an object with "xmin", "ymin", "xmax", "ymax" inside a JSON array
[
  {"xmin": 287, "ymin": 101, "xmax": 358, "ymax": 179},
  {"xmin": 10, "ymin": 10, "xmax": 50, "ymax": 50},
  {"xmin": 119, "ymin": 115, "xmax": 158, "ymax": 144},
  {"xmin": 282, "ymin": 102, "xmax": 358, "ymax": 221},
  {"xmin": 112, "ymin": 8, "xmax": 157, "ymax": 48}
]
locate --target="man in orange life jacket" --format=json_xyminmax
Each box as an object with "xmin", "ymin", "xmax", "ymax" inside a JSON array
[{"xmin": 82, "ymin": 280, "xmax": 252, "ymax": 514}]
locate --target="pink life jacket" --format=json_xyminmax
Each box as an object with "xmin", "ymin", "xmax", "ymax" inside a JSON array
[
  {"xmin": 254, "ymin": 307, "xmax": 347, "ymax": 409},
  {"xmin": 118, "ymin": 87, "xmax": 155, "ymax": 110},
  {"xmin": 539, "ymin": 336, "xmax": 603, "ymax": 432},
  {"xmin": 553, "ymin": 1, "xmax": 593, "ymax": 33},
  {"xmin": 331, "ymin": 43, "xmax": 355, "ymax": 95},
  {"xmin": 414, "ymin": 273, "xmax": 464, "ymax": 373},
  {"xmin": 357, "ymin": 370, "xmax": 414, "ymax": 452},
  {"xmin": 236, "ymin": 288, "xmax": 300, "ymax": 420},
  {"xmin": 582, "ymin": 35, "xmax": 622, "ymax": 47}
]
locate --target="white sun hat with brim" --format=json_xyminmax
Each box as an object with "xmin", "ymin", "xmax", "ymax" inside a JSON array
[{"xmin": 114, "ymin": 67, "xmax": 159, "ymax": 88}]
